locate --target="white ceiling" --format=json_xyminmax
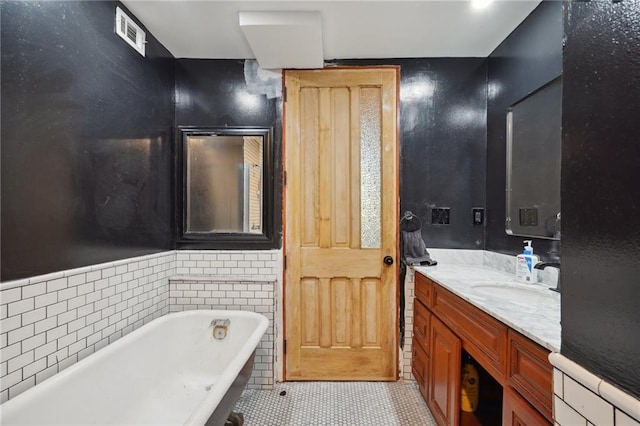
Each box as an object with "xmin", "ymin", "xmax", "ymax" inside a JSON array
[
  {"xmin": 239, "ymin": 11, "xmax": 324, "ymax": 68},
  {"xmin": 121, "ymin": 0, "xmax": 542, "ymax": 62}
]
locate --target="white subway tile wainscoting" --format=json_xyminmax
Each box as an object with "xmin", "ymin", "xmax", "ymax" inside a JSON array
[
  {"xmin": 550, "ymin": 353, "xmax": 640, "ymax": 426},
  {"xmin": 402, "ymin": 269, "xmax": 416, "ymax": 381},
  {"xmin": 0, "ymin": 251, "xmax": 175, "ymax": 402},
  {"xmin": 171, "ymin": 249, "xmax": 281, "ymax": 389},
  {"xmin": 174, "ymin": 250, "xmax": 280, "ymax": 282},
  {"xmin": 0, "ymin": 249, "xmax": 282, "ymax": 403},
  {"xmin": 169, "ymin": 279, "xmax": 276, "ymax": 389}
]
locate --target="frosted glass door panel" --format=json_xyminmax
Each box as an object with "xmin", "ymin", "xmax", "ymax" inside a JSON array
[{"xmin": 360, "ymin": 88, "xmax": 382, "ymax": 249}]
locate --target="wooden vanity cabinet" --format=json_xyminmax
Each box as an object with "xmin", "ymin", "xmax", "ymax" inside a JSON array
[
  {"xmin": 411, "ymin": 272, "xmax": 552, "ymax": 426},
  {"xmin": 412, "ymin": 298, "xmax": 431, "ymax": 399},
  {"xmin": 412, "ymin": 339, "xmax": 429, "ymax": 399},
  {"xmin": 415, "ymin": 272, "xmax": 433, "ymax": 308},
  {"xmin": 428, "ymin": 316, "xmax": 462, "ymax": 426},
  {"xmin": 507, "ymin": 330, "xmax": 553, "ymax": 422},
  {"xmin": 431, "ymin": 284, "xmax": 508, "ymax": 383},
  {"xmin": 503, "ymin": 386, "xmax": 549, "ymax": 426}
]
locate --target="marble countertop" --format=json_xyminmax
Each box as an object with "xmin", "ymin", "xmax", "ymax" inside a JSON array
[{"xmin": 414, "ymin": 263, "xmax": 561, "ymax": 352}]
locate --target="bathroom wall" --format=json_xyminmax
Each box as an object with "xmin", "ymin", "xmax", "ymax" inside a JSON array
[
  {"xmin": 175, "ymin": 58, "xmax": 487, "ymax": 249},
  {"xmin": 485, "ymin": 0, "xmax": 563, "ymax": 257},
  {"xmin": 329, "ymin": 59, "xmax": 489, "ymax": 249},
  {"xmin": 0, "ymin": 252, "xmax": 175, "ymax": 402},
  {"xmin": 174, "ymin": 59, "xmax": 283, "ymax": 249},
  {"xmin": 1, "ymin": 1, "xmax": 175, "ymax": 282},
  {"xmin": 561, "ymin": 1, "xmax": 640, "ymax": 400}
]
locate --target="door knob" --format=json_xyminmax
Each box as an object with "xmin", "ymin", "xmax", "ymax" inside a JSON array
[{"xmin": 383, "ymin": 256, "xmax": 394, "ymax": 266}]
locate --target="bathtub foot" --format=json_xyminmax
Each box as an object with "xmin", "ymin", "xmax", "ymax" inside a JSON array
[{"xmin": 225, "ymin": 411, "xmax": 244, "ymax": 426}]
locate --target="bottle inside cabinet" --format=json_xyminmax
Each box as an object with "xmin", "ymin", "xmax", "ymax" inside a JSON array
[{"xmin": 459, "ymin": 351, "xmax": 503, "ymax": 426}]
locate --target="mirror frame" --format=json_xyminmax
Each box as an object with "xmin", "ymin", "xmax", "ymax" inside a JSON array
[
  {"xmin": 505, "ymin": 75, "xmax": 562, "ymax": 240},
  {"xmin": 176, "ymin": 126, "xmax": 276, "ymax": 248}
]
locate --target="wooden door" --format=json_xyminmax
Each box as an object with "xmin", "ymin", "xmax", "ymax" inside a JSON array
[
  {"xmin": 428, "ymin": 316, "xmax": 462, "ymax": 426},
  {"xmin": 284, "ymin": 68, "xmax": 398, "ymax": 380}
]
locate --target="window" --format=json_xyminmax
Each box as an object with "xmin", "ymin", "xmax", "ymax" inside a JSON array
[{"xmin": 177, "ymin": 127, "xmax": 275, "ymax": 248}]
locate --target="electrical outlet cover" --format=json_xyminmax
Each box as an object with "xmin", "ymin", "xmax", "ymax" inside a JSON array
[{"xmin": 431, "ymin": 207, "xmax": 450, "ymax": 225}]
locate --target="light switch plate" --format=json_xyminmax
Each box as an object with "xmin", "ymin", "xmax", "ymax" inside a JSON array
[{"xmin": 472, "ymin": 208, "xmax": 484, "ymax": 225}]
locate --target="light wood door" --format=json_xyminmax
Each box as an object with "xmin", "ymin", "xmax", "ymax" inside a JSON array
[
  {"xmin": 428, "ymin": 316, "xmax": 462, "ymax": 426},
  {"xmin": 284, "ymin": 68, "xmax": 398, "ymax": 380}
]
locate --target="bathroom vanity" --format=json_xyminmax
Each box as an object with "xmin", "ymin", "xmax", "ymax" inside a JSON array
[{"xmin": 411, "ymin": 264, "xmax": 560, "ymax": 426}]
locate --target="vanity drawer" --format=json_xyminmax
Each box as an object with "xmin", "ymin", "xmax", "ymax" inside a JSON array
[
  {"xmin": 431, "ymin": 284, "xmax": 508, "ymax": 382},
  {"xmin": 414, "ymin": 273, "xmax": 433, "ymax": 307},
  {"xmin": 413, "ymin": 299, "xmax": 430, "ymax": 352},
  {"xmin": 508, "ymin": 330, "xmax": 553, "ymax": 422},
  {"xmin": 412, "ymin": 337, "xmax": 429, "ymax": 388}
]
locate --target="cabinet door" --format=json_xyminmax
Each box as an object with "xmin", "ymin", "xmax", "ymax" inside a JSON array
[
  {"xmin": 428, "ymin": 316, "xmax": 461, "ymax": 426},
  {"xmin": 508, "ymin": 330, "xmax": 553, "ymax": 422},
  {"xmin": 413, "ymin": 299, "xmax": 430, "ymax": 352},
  {"xmin": 503, "ymin": 386, "xmax": 551, "ymax": 426}
]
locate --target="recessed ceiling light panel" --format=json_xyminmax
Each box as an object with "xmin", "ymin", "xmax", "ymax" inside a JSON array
[{"xmin": 239, "ymin": 11, "xmax": 324, "ymax": 70}]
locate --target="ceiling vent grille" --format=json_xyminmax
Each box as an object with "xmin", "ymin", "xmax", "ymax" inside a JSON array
[{"xmin": 115, "ymin": 7, "xmax": 145, "ymax": 57}]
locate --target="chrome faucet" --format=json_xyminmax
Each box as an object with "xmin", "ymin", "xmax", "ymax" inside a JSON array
[{"xmin": 534, "ymin": 262, "xmax": 561, "ymax": 293}]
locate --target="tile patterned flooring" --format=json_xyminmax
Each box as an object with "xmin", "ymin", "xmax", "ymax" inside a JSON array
[{"xmin": 233, "ymin": 381, "xmax": 437, "ymax": 426}]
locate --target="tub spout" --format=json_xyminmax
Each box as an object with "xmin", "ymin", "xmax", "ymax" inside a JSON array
[{"xmin": 211, "ymin": 319, "xmax": 231, "ymax": 339}]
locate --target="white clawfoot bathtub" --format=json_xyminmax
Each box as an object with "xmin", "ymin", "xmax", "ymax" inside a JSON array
[{"xmin": 0, "ymin": 310, "xmax": 268, "ymax": 426}]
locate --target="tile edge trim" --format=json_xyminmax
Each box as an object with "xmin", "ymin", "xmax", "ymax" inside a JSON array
[{"xmin": 549, "ymin": 352, "xmax": 640, "ymax": 422}]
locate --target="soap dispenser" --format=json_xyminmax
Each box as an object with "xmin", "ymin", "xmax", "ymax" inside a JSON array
[{"xmin": 516, "ymin": 240, "xmax": 540, "ymax": 283}]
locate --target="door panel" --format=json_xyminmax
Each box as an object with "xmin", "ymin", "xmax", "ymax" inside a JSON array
[{"xmin": 285, "ymin": 68, "xmax": 398, "ymax": 380}]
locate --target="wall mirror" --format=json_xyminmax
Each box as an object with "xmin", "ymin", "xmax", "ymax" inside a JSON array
[
  {"xmin": 506, "ymin": 76, "xmax": 562, "ymax": 240},
  {"xmin": 177, "ymin": 127, "xmax": 275, "ymax": 247}
]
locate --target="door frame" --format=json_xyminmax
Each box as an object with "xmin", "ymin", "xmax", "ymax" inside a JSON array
[{"xmin": 280, "ymin": 65, "xmax": 401, "ymax": 380}]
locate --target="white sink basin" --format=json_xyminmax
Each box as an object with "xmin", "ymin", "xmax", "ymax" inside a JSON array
[{"xmin": 470, "ymin": 282, "xmax": 556, "ymax": 303}]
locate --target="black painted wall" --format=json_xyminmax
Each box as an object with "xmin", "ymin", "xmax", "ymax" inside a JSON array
[
  {"xmin": 177, "ymin": 58, "xmax": 487, "ymax": 250},
  {"xmin": 486, "ymin": 1, "xmax": 563, "ymax": 258},
  {"xmin": 175, "ymin": 58, "xmax": 487, "ymax": 251},
  {"xmin": 174, "ymin": 59, "xmax": 283, "ymax": 248},
  {"xmin": 1, "ymin": 1, "xmax": 175, "ymax": 281},
  {"xmin": 330, "ymin": 59, "xmax": 488, "ymax": 249},
  {"xmin": 561, "ymin": 1, "xmax": 640, "ymax": 399}
]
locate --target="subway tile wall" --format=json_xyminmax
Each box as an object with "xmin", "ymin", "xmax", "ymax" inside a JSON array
[
  {"xmin": 169, "ymin": 279, "xmax": 275, "ymax": 389},
  {"xmin": 171, "ymin": 250, "xmax": 281, "ymax": 389},
  {"xmin": 174, "ymin": 250, "xmax": 280, "ymax": 282},
  {"xmin": 403, "ymin": 269, "xmax": 415, "ymax": 381},
  {"xmin": 0, "ymin": 251, "xmax": 174, "ymax": 402},
  {"xmin": 0, "ymin": 249, "xmax": 281, "ymax": 403},
  {"xmin": 551, "ymin": 354, "xmax": 640, "ymax": 426}
]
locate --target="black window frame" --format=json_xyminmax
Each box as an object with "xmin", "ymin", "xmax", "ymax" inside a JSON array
[{"xmin": 176, "ymin": 126, "xmax": 276, "ymax": 249}]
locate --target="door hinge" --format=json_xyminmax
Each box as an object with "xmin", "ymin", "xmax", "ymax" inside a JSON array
[
  {"xmin": 283, "ymin": 339, "xmax": 287, "ymax": 354},
  {"xmin": 283, "ymin": 86, "xmax": 287, "ymax": 102},
  {"xmin": 284, "ymin": 255, "xmax": 287, "ymax": 270},
  {"xmin": 283, "ymin": 170, "xmax": 287, "ymax": 186}
]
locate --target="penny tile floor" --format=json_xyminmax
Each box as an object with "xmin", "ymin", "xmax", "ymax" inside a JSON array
[{"xmin": 233, "ymin": 381, "xmax": 437, "ymax": 425}]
